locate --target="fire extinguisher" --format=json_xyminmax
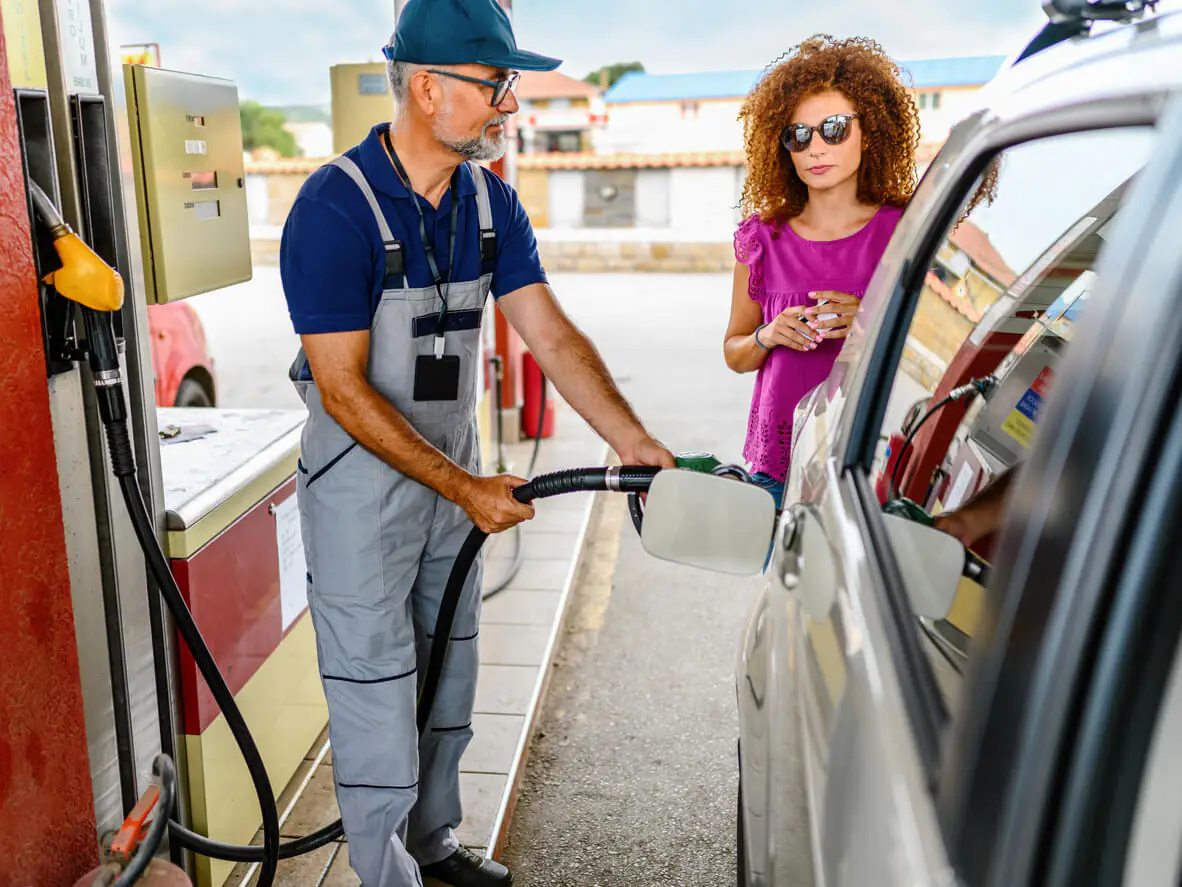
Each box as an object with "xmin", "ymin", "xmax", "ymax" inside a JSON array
[{"xmin": 876, "ymin": 430, "xmax": 910, "ymax": 504}]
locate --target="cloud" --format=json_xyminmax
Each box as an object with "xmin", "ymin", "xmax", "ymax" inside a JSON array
[
  {"xmin": 513, "ymin": 0, "xmax": 1047, "ymax": 79},
  {"xmin": 104, "ymin": 0, "xmax": 1153, "ymax": 105},
  {"xmin": 108, "ymin": 0, "xmax": 397, "ymax": 104}
]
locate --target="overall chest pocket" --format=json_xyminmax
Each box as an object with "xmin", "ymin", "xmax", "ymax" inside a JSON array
[{"xmin": 369, "ymin": 278, "xmax": 491, "ymax": 423}]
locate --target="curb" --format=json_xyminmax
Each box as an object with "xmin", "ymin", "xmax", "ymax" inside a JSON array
[{"xmin": 485, "ymin": 443, "xmax": 611, "ymax": 860}]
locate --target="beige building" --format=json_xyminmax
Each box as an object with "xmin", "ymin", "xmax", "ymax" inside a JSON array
[{"xmin": 515, "ymin": 70, "xmax": 606, "ymax": 153}]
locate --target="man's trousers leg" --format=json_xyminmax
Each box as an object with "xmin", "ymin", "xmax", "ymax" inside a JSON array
[
  {"xmin": 408, "ymin": 422, "xmax": 485, "ymax": 865},
  {"xmin": 301, "ymin": 447, "xmax": 438, "ymax": 887}
]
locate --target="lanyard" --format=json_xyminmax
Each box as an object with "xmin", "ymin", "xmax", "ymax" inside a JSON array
[{"xmin": 384, "ymin": 128, "xmax": 459, "ymax": 358}]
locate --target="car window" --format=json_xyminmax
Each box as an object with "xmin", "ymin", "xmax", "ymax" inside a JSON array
[{"xmin": 869, "ymin": 127, "xmax": 1158, "ymax": 717}]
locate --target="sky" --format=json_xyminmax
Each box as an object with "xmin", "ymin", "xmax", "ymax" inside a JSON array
[{"xmin": 105, "ymin": 0, "xmax": 1077, "ymax": 107}]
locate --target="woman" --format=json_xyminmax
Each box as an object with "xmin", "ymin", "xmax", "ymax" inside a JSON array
[{"xmin": 724, "ymin": 36, "xmax": 920, "ymax": 508}]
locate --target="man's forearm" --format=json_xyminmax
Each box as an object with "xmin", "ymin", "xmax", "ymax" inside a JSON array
[
  {"xmin": 529, "ymin": 324, "xmax": 648, "ymax": 454},
  {"xmin": 322, "ymin": 378, "xmax": 472, "ymax": 503}
]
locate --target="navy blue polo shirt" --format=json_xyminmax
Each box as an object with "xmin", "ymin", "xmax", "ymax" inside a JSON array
[{"xmin": 280, "ymin": 123, "xmax": 547, "ymax": 335}]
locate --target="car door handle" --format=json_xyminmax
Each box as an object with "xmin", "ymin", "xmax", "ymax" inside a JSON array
[
  {"xmin": 778, "ymin": 504, "xmax": 807, "ymax": 588},
  {"xmin": 780, "ymin": 503, "xmax": 805, "ymax": 556},
  {"xmin": 778, "ymin": 504, "xmax": 839, "ymax": 621}
]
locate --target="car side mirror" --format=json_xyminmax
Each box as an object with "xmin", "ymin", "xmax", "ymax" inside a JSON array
[
  {"xmin": 881, "ymin": 512, "xmax": 966, "ymax": 620},
  {"xmin": 640, "ymin": 470, "xmax": 778, "ymax": 576}
]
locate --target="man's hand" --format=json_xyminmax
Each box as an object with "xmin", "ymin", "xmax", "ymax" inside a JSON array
[
  {"xmin": 617, "ymin": 435, "xmax": 676, "ymax": 469},
  {"xmin": 933, "ymin": 508, "xmax": 991, "ymax": 550},
  {"xmin": 804, "ymin": 290, "xmax": 860, "ymax": 340},
  {"xmin": 456, "ymin": 474, "xmax": 536, "ymax": 534},
  {"xmin": 932, "ymin": 469, "xmax": 1015, "ymax": 550}
]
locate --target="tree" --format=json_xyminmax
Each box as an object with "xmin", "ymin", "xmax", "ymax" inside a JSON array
[
  {"xmin": 239, "ymin": 101, "xmax": 299, "ymax": 157},
  {"xmin": 584, "ymin": 62, "xmax": 645, "ymax": 91}
]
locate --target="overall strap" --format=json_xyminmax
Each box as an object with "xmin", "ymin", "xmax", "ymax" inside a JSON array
[
  {"xmin": 467, "ymin": 162, "xmax": 497, "ymax": 276},
  {"xmin": 331, "ymin": 155, "xmax": 404, "ymax": 289}
]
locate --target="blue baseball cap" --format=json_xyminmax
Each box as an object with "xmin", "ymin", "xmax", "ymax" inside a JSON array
[{"xmin": 383, "ymin": 0, "xmax": 562, "ymax": 72}]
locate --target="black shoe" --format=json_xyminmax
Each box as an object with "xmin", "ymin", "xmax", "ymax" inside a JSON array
[{"xmin": 420, "ymin": 846, "xmax": 513, "ymax": 886}]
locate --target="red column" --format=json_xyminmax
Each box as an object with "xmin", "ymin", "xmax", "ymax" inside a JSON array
[
  {"xmin": 489, "ymin": 0, "xmax": 525, "ymax": 423},
  {"xmin": 0, "ymin": 15, "xmax": 98, "ymax": 887},
  {"xmin": 900, "ymin": 332, "xmax": 1021, "ymax": 503}
]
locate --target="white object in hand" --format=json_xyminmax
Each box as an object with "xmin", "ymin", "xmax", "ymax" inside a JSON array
[{"xmin": 814, "ymin": 298, "xmax": 838, "ymax": 323}]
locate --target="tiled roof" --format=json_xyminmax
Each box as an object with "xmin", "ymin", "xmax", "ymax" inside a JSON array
[
  {"xmin": 604, "ymin": 55, "xmax": 1007, "ymax": 103},
  {"xmin": 950, "ymin": 221, "xmax": 1018, "ymax": 286},
  {"xmin": 518, "ymin": 70, "xmax": 601, "ymax": 101},
  {"xmin": 925, "ymin": 271, "xmax": 984, "ymax": 323},
  {"xmin": 516, "ymin": 151, "xmax": 746, "ymax": 170}
]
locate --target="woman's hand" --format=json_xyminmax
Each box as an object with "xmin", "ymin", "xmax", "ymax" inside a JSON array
[
  {"xmin": 761, "ymin": 305, "xmax": 824, "ymax": 352},
  {"xmin": 804, "ymin": 291, "xmax": 860, "ymax": 340}
]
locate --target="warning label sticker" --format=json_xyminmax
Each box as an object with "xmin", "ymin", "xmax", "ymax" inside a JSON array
[{"xmin": 1001, "ymin": 366, "xmax": 1054, "ymax": 450}]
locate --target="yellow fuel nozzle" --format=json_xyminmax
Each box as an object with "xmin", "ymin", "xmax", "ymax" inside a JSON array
[{"xmin": 42, "ymin": 225, "xmax": 124, "ymax": 313}]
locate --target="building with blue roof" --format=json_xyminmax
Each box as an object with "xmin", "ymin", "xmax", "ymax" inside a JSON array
[
  {"xmin": 595, "ymin": 54, "xmax": 1007, "ymax": 155},
  {"xmin": 603, "ymin": 56, "xmax": 1007, "ymax": 104}
]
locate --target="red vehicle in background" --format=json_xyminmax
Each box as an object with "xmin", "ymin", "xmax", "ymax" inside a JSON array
[{"xmin": 146, "ymin": 302, "xmax": 217, "ymax": 408}]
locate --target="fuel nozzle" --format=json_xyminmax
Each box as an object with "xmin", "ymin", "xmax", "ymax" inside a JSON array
[
  {"xmin": 27, "ymin": 180, "xmax": 124, "ymax": 313},
  {"xmin": 26, "ymin": 179, "xmax": 134, "ymax": 476}
]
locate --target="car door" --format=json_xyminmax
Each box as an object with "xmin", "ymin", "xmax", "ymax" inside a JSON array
[
  {"xmin": 771, "ymin": 69, "xmax": 1178, "ymax": 887},
  {"xmin": 940, "ymin": 93, "xmax": 1182, "ymax": 887}
]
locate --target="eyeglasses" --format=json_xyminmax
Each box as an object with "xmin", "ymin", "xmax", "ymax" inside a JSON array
[
  {"xmin": 780, "ymin": 114, "xmax": 860, "ymax": 153},
  {"xmin": 427, "ymin": 69, "xmax": 520, "ymax": 107}
]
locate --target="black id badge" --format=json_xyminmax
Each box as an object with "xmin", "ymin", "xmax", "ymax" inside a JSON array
[{"xmin": 414, "ymin": 354, "xmax": 461, "ymax": 401}]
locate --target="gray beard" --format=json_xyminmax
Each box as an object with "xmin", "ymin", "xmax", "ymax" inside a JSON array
[{"xmin": 436, "ymin": 117, "xmax": 509, "ymax": 161}]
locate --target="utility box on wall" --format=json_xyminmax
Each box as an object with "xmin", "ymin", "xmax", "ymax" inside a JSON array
[
  {"xmin": 125, "ymin": 66, "xmax": 252, "ymax": 304},
  {"xmin": 331, "ymin": 63, "xmax": 391, "ymax": 155}
]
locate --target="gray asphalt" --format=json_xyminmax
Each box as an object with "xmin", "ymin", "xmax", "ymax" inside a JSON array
[{"xmin": 500, "ymin": 273, "xmax": 766, "ymax": 887}]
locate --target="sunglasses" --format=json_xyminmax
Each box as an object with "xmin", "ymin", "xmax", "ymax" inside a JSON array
[
  {"xmin": 780, "ymin": 114, "xmax": 860, "ymax": 153},
  {"xmin": 427, "ymin": 69, "xmax": 520, "ymax": 107}
]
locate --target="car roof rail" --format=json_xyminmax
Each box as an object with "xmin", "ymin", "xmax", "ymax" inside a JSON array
[{"xmin": 1015, "ymin": 0, "xmax": 1159, "ymax": 64}]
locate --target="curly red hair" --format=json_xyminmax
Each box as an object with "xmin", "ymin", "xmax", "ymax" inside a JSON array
[{"xmin": 739, "ymin": 35, "xmax": 920, "ymax": 227}]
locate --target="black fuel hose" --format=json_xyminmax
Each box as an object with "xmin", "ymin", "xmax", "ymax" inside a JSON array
[
  {"xmin": 111, "ymin": 449, "xmax": 285, "ymax": 884},
  {"xmin": 889, "ymin": 376, "xmax": 997, "ymax": 501},
  {"xmin": 418, "ymin": 465, "xmax": 660, "ymax": 732},
  {"xmin": 78, "ymin": 312, "xmax": 325, "ymax": 877},
  {"xmin": 113, "ymin": 382, "xmax": 659, "ymax": 870},
  {"xmin": 71, "ymin": 277, "xmax": 653, "ymax": 877}
]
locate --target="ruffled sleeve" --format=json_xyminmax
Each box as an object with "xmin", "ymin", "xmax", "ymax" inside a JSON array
[{"xmin": 734, "ymin": 215, "xmax": 766, "ymax": 300}]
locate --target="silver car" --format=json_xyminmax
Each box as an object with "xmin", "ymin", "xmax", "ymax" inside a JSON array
[{"xmin": 733, "ymin": 6, "xmax": 1182, "ymax": 886}]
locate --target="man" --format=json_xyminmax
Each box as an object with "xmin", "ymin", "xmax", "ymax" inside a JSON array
[
  {"xmin": 280, "ymin": 0, "xmax": 673, "ymax": 884},
  {"xmin": 933, "ymin": 467, "xmax": 1015, "ymax": 549}
]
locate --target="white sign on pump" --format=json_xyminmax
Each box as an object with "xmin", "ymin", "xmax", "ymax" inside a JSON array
[
  {"xmin": 55, "ymin": 0, "xmax": 99, "ymax": 94},
  {"xmin": 274, "ymin": 495, "xmax": 309, "ymax": 631}
]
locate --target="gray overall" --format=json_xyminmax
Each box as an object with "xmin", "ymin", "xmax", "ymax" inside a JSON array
[{"xmin": 290, "ymin": 157, "xmax": 494, "ymax": 886}]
